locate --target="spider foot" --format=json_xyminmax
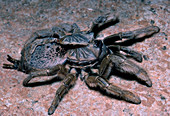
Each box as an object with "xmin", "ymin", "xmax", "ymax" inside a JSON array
[
  {"xmin": 107, "ymin": 83, "xmax": 141, "ymax": 104},
  {"xmin": 120, "ymin": 46, "xmax": 143, "ymax": 62},
  {"xmin": 120, "ymin": 26, "xmax": 160, "ymax": 40},
  {"xmin": 121, "ymin": 89, "xmax": 141, "ymax": 104},
  {"xmin": 136, "ymin": 69, "xmax": 152, "ymax": 87},
  {"xmin": 48, "ymin": 106, "xmax": 57, "ymax": 115}
]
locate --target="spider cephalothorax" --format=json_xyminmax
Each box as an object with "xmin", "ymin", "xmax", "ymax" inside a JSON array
[{"xmin": 3, "ymin": 14, "xmax": 160, "ymax": 115}]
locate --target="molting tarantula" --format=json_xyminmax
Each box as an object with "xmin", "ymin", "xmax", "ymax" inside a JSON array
[{"xmin": 3, "ymin": 14, "xmax": 160, "ymax": 115}]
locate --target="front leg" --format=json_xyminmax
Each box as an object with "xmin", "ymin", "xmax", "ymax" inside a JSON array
[{"xmin": 103, "ymin": 26, "xmax": 160, "ymax": 45}]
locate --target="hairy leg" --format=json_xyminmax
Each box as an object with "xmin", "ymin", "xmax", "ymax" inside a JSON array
[
  {"xmin": 108, "ymin": 45, "xmax": 143, "ymax": 62},
  {"xmin": 22, "ymin": 65, "xmax": 66, "ymax": 86},
  {"xmin": 102, "ymin": 54, "xmax": 152, "ymax": 87},
  {"xmin": 103, "ymin": 26, "xmax": 160, "ymax": 45},
  {"xmin": 85, "ymin": 76, "xmax": 141, "ymax": 104},
  {"xmin": 48, "ymin": 73, "xmax": 77, "ymax": 115},
  {"xmin": 89, "ymin": 14, "xmax": 119, "ymax": 35},
  {"xmin": 85, "ymin": 53, "xmax": 152, "ymax": 104}
]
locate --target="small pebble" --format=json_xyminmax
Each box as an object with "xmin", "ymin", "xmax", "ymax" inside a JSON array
[
  {"xmin": 162, "ymin": 46, "xmax": 166, "ymax": 50},
  {"xmin": 143, "ymin": 55, "xmax": 149, "ymax": 60},
  {"xmin": 150, "ymin": 20, "xmax": 155, "ymax": 25}
]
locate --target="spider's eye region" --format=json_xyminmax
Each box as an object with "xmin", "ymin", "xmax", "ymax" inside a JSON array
[{"xmin": 94, "ymin": 40, "xmax": 102, "ymax": 48}]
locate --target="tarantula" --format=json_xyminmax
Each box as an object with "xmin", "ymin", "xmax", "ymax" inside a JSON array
[{"xmin": 3, "ymin": 14, "xmax": 160, "ymax": 115}]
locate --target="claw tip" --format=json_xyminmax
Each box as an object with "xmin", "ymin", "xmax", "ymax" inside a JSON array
[
  {"xmin": 134, "ymin": 96, "xmax": 141, "ymax": 104},
  {"xmin": 48, "ymin": 106, "xmax": 56, "ymax": 115},
  {"xmin": 146, "ymin": 80, "xmax": 152, "ymax": 87}
]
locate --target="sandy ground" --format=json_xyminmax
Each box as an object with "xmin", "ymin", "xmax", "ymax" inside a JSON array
[{"xmin": 0, "ymin": 0, "xmax": 169, "ymax": 116}]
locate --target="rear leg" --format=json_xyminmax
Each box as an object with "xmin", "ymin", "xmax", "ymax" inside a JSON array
[
  {"xmin": 3, "ymin": 55, "xmax": 20, "ymax": 70},
  {"xmin": 21, "ymin": 64, "xmax": 77, "ymax": 115},
  {"xmin": 23, "ymin": 65, "xmax": 66, "ymax": 86},
  {"xmin": 103, "ymin": 26, "xmax": 160, "ymax": 45}
]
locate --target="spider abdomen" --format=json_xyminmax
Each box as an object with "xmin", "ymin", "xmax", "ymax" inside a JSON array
[{"xmin": 22, "ymin": 42, "xmax": 67, "ymax": 70}]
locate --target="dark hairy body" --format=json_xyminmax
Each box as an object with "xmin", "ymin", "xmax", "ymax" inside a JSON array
[{"xmin": 3, "ymin": 14, "xmax": 160, "ymax": 115}]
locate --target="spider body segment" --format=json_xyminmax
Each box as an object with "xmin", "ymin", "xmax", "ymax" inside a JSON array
[{"xmin": 3, "ymin": 14, "xmax": 160, "ymax": 115}]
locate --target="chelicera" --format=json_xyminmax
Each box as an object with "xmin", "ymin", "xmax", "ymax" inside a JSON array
[{"xmin": 3, "ymin": 14, "xmax": 160, "ymax": 115}]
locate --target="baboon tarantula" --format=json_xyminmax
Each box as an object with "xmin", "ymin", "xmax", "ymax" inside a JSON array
[{"xmin": 3, "ymin": 14, "xmax": 160, "ymax": 115}]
